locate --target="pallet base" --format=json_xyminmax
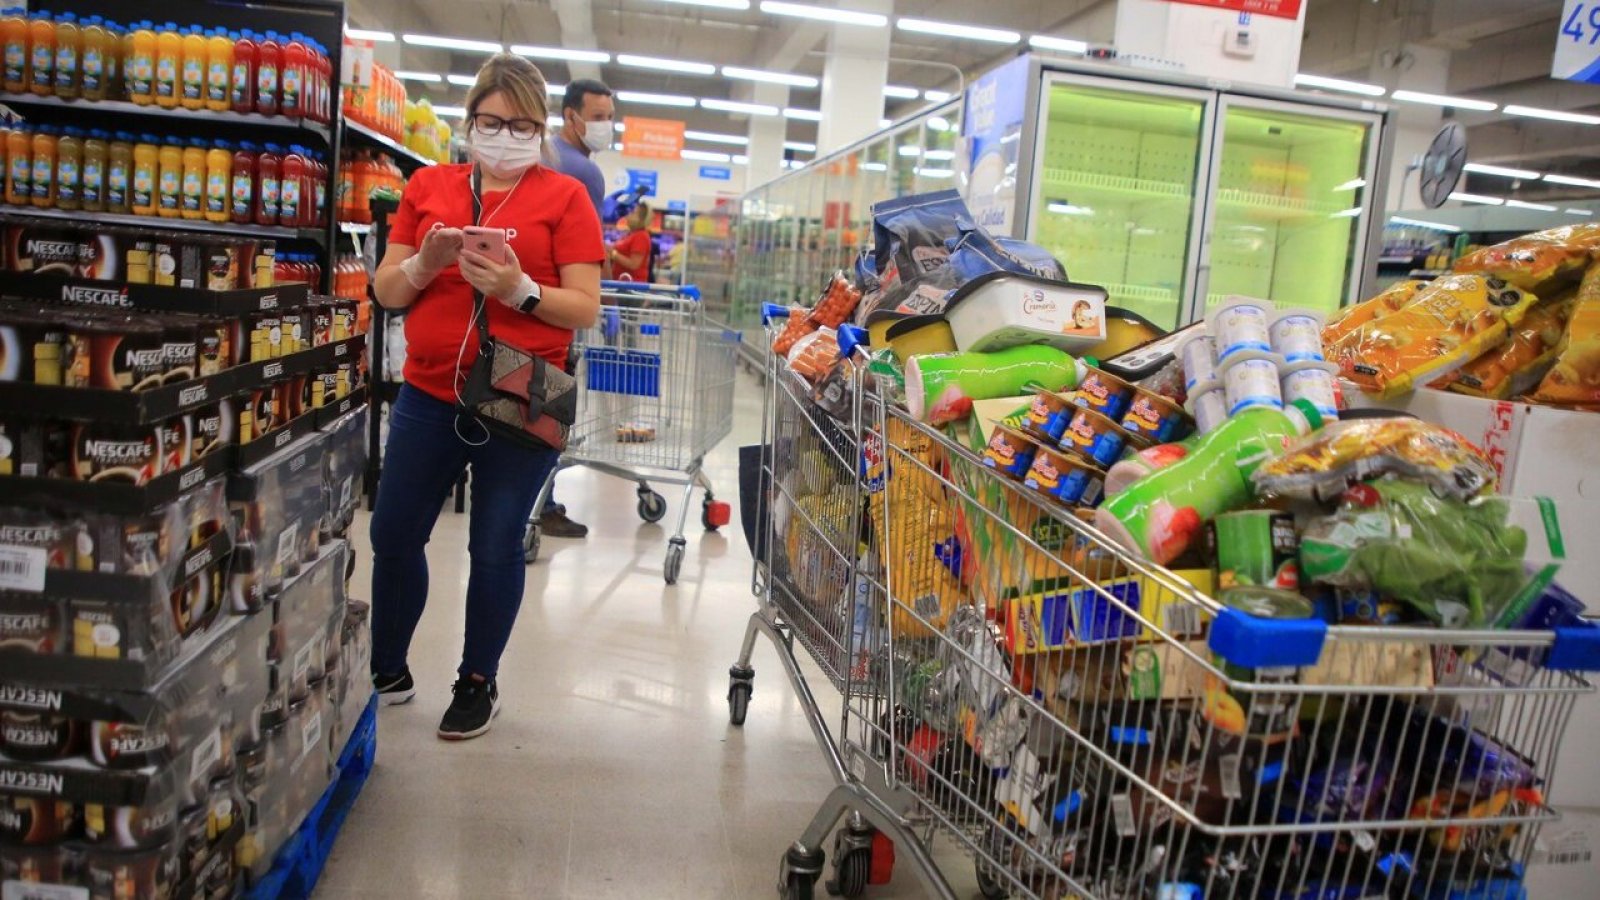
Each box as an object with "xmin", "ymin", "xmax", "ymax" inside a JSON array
[{"xmin": 245, "ymin": 694, "xmax": 378, "ymax": 899}]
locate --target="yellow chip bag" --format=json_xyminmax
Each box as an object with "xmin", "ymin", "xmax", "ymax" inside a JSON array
[
  {"xmin": 1432, "ymin": 292, "xmax": 1576, "ymax": 399},
  {"xmin": 1322, "ymin": 279, "xmax": 1426, "ymax": 348},
  {"xmin": 1328, "ymin": 274, "xmax": 1539, "ymax": 399},
  {"xmin": 1532, "ymin": 261, "xmax": 1600, "ymax": 408},
  {"xmin": 1453, "ymin": 226, "xmax": 1596, "ymax": 292}
]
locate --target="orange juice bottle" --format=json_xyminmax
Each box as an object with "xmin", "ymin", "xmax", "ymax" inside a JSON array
[
  {"xmin": 79, "ymin": 15, "xmax": 108, "ymax": 100},
  {"xmin": 131, "ymin": 133, "xmax": 157, "ymax": 215},
  {"xmin": 30, "ymin": 124, "xmax": 56, "ymax": 208},
  {"xmin": 54, "ymin": 126, "xmax": 80, "ymax": 210},
  {"xmin": 180, "ymin": 24, "xmax": 204, "ymax": 110},
  {"xmin": 156, "ymin": 138, "xmax": 181, "ymax": 217},
  {"xmin": 180, "ymin": 137, "xmax": 204, "ymax": 219},
  {"xmin": 52, "ymin": 11, "xmax": 78, "ymax": 99},
  {"xmin": 154, "ymin": 21, "xmax": 179, "ymax": 108},
  {"xmin": 204, "ymin": 27, "xmax": 230, "ymax": 111},
  {"xmin": 4, "ymin": 124, "xmax": 28, "ymax": 204},
  {"xmin": 28, "ymin": 10, "xmax": 54, "ymax": 96},
  {"xmin": 204, "ymin": 139, "xmax": 229, "ymax": 222},
  {"xmin": 125, "ymin": 20, "xmax": 149, "ymax": 102},
  {"xmin": 2, "ymin": 7, "xmax": 28, "ymax": 93}
]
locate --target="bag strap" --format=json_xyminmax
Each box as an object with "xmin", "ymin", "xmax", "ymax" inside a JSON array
[{"xmin": 468, "ymin": 166, "xmax": 547, "ymax": 407}]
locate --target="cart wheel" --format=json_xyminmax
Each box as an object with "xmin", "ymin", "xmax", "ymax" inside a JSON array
[
  {"xmin": 826, "ymin": 849, "xmax": 870, "ymax": 898},
  {"xmin": 781, "ymin": 878, "xmax": 814, "ymax": 900},
  {"xmin": 523, "ymin": 525, "xmax": 541, "ymax": 565},
  {"xmin": 637, "ymin": 488, "xmax": 667, "ymax": 523},
  {"xmin": 975, "ymin": 860, "xmax": 1010, "ymax": 899},
  {"xmin": 728, "ymin": 680, "xmax": 751, "ymax": 726},
  {"xmin": 663, "ymin": 539, "xmax": 685, "ymax": 585},
  {"xmin": 701, "ymin": 495, "xmax": 730, "ymax": 532}
]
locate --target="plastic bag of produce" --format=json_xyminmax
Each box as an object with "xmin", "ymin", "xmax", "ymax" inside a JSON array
[{"xmin": 1252, "ymin": 417, "xmax": 1497, "ymax": 502}]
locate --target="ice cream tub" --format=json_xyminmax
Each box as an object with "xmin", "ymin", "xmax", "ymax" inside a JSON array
[
  {"xmin": 1173, "ymin": 330, "xmax": 1218, "ymax": 391},
  {"xmin": 1071, "ymin": 366, "xmax": 1137, "ymax": 421},
  {"xmin": 982, "ymin": 424, "xmax": 1039, "ymax": 479},
  {"xmin": 1280, "ymin": 360, "xmax": 1340, "ymax": 421},
  {"xmin": 1059, "ymin": 405, "xmax": 1141, "ymax": 468},
  {"xmin": 1269, "ymin": 307, "xmax": 1326, "ymax": 364},
  {"xmin": 1184, "ymin": 378, "xmax": 1227, "ymax": 434},
  {"xmin": 1209, "ymin": 297, "xmax": 1274, "ymax": 362},
  {"xmin": 1120, "ymin": 387, "xmax": 1192, "ymax": 443},
  {"xmin": 1219, "ymin": 350, "xmax": 1284, "ymax": 416},
  {"xmin": 1023, "ymin": 445, "xmax": 1106, "ymax": 506},
  {"xmin": 1023, "ymin": 388, "xmax": 1076, "ymax": 442}
]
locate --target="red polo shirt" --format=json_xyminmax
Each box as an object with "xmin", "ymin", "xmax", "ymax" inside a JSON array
[
  {"xmin": 389, "ymin": 163, "xmax": 604, "ymax": 404},
  {"xmin": 612, "ymin": 228, "xmax": 652, "ymax": 284}
]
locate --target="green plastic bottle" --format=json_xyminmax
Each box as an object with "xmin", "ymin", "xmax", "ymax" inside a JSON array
[
  {"xmin": 905, "ymin": 345, "xmax": 1088, "ymax": 426},
  {"xmin": 1094, "ymin": 399, "xmax": 1323, "ymax": 565}
]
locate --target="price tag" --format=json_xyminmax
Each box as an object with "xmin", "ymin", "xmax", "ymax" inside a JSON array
[
  {"xmin": 190, "ymin": 729, "xmax": 223, "ymax": 785},
  {"xmin": 277, "ymin": 521, "xmax": 300, "ymax": 568},
  {"xmin": 1219, "ymin": 753, "xmax": 1243, "ymax": 800},
  {"xmin": 1110, "ymin": 793, "xmax": 1137, "ymax": 837},
  {"xmin": 0, "ymin": 545, "xmax": 46, "ymax": 593},
  {"xmin": 299, "ymin": 711, "xmax": 323, "ymax": 764}
]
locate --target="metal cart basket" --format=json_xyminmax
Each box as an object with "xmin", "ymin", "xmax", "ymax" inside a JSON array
[
  {"xmin": 729, "ymin": 315, "xmax": 1600, "ymax": 900},
  {"xmin": 524, "ymin": 281, "xmax": 739, "ymax": 584}
]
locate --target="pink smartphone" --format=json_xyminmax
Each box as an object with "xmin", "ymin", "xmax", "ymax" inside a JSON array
[{"xmin": 463, "ymin": 226, "xmax": 508, "ymax": 263}]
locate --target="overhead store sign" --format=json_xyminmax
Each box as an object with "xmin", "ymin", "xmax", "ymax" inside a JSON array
[
  {"xmin": 622, "ymin": 117, "xmax": 686, "ymax": 160},
  {"xmin": 1554, "ymin": 0, "xmax": 1600, "ymax": 82},
  {"xmin": 1160, "ymin": 0, "xmax": 1302, "ymax": 20},
  {"xmin": 699, "ymin": 165, "xmax": 731, "ymax": 181},
  {"xmin": 626, "ymin": 169, "xmax": 659, "ymax": 196}
]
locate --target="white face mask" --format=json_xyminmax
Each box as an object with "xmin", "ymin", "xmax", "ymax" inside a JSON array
[
  {"xmin": 581, "ymin": 120, "xmax": 612, "ymax": 153},
  {"xmin": 469, "ymin": 129, "xmax": 543, "ymax": 179}
]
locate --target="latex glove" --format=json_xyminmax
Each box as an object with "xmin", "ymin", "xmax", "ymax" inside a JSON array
[
  {"xmin": 459, "ymin": 245, "xmax": 530, "ymax": 305},
  {"xmin": 401, "ymin": 224, "xmax": 463, "ymax": 289}
]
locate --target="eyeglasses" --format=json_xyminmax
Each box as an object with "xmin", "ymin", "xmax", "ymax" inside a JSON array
[{"xmin": 469, "ymin": 113, "xmax": 541, "ymax": 140}]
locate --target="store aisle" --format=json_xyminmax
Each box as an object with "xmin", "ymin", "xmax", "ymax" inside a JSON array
[{"xmin": 314, "ymin": 368, "xmax": 979, "ymax": 899}]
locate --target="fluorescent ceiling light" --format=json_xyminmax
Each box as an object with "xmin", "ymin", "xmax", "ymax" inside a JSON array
[
  {"xmin": 616, "ymin": 90, "xmax": 698, "ymax": 107},
  {"xmin": 860, "ymin": 162, "xmax": 887, "ymax": 172},
  {"xmin": 395, "ymin": 71, "xmax": 443, "ymax": 83},
  {"xmin": 897, "ymin": 145, "xmax": 922, "ymax": 156},
  {"xmin": 733, "ymin": 154, "xmax": 748, "ymax": 165},
  {"xmin": 446, "ymin": 74, "xmax": 476, "ymax": 87},
  {"xmin": 657, "ymin": 0, "xmax": 750, "ymax": 8},
  {"xmin": 1048, "ymin": 202, "xmax": 1092, "ymax": 216},
  {"xmin": 897, "ymin": 17, "xmax": 1020, "ymax": 44},
  {"xmin": 784, "ymin": 159, "xmax": 807, "ymax": 170},
  {"xmin": 402, "ymin": 34, "xmax": 503, "ymax": 54},
  {"xmin": 759, "ymin": 1, "xmax": 887, "ymax": 27},
  {"xmin": 1565, "ymin": 208, "xmax": 1595, "ymax": 216},
  {"xmin": 681, "ymin": 149, "xmax": 732, "ymax": 162},
  {"xmin": 782, "ymin": 107, "xmax": 822, "ymax": 121},
  {"xmin": 1464, "ymin": 162, "xmax": 1541, "ymax": 180},
  {"xmin": 701, "ymin": 98, "xmax": 779, "ymax": 116},
  {"xmin": 1542, "ymin": 173, "xmax": 1600, "ymax": 189},
  {"xmin": 547, "ymin": 83, "xmax": 566, "ymax": 96},
  {"xmin": 1503, "ymin": 104, "xmax": 1600, "ymax": 126},
  {"xmin": 927, "ymin": 116, "xmax": 951, "ymax": 132},
  {"xmin": 613, "ymin": 122, "xmax": 627, "ymax": 132},
  {"xmin": 434, "ymin": 105, "xmax": 467, "ymax": 118},
  {"xmin": 878, "ymin": 118, "xmax": 892, "ymax": 128},
  {"xmin": 721, "ymin": 66, "xmax": 818, "ymax": 88},
  {"xmin": 511, "ymin": 45, "xmax": 611, "ymax": 63},
  {"xmin": 883, "ymin": 85, "xmax": 921, "ymax": 100},
  {"xmin": 783, "ymin": 140, "xmax": 816, "ymax": 152},
  {"xmin": 1389, "ymin": 215, "xmax": 1461, "ymax": 233},
  {"xmin": 1331, "ymin": 207, "xmax": 1363, "ymax": 218},
  {"xmin": 617, "ymin": 54, "xmax": 717, "ymax": 75},
  {"xmin": 923, "ymin": 149, "xmax": 955, "ymax": 161},
  {"xmin": 1450, "ymin": 191, "xmax": 1504, "ymax": 205},
  {"xmin": 1333, "ymin": 178, "xmax": 1366, "ymax": 191},
  {"xmin": 1029, "ymin": 35, "xmax": 1088, "ymax": 54},
  {"xmin": 915, "ymin": 167, "xmax": 954, "ymax": 178},
  {"xmin": 1505, "ymin": 199, "xmax": 1557, "ymax": 211},
  {"xmin": 685, "ymin": 129, "xmax": 749, "ymax": 146},
  {"xmin": 344, "ymin": 28, "xmax": 395, "ymax": 42},
  {"xmin": 924, "ymin": 90, "xmax": 952, "ymax": 102},
  {"xmin": 547, "ymin": 117, "xmax": 564, "ymax": 129},
  {"xmin": 1293, "ymin": 73, "xmax": 1385, "ymax": 97},
  {"xmin": 1391, "ymin": 90, "xmax": 1496, "ymax": 111}
]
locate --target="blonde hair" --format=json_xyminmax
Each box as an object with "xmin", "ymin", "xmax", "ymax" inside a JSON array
[
  {"xmin": 628, "ymin": 201, "xmax": 651, "ymax": 229},
  {"xmin": 464, "ymin": 53, "xmax": 560, "ymax": 165}
]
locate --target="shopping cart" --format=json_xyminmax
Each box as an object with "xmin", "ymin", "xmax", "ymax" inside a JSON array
[
  {"xmin": 728, "ymin": 311, "xmax": 1600, "ymax": 899},
  {"xmin": 524, "ymin": 281, "xmax": 738, "ymax": 584}
]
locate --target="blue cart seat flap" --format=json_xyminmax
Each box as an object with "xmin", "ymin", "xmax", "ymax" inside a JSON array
[
  {"xmin": 1548, "ymin": 619, "xmax": 1600, "ymax": 671},
  {"xmin": 1208, "ymin": 607, "xmax": 1327, "ymax": 670},
  {"xmin": 585, "ymin": 347, "xmax": 663, "ymax": 396},
  {"xmin": 761, "ymin": 302, "xmax": 790, "ymax": 325},
  {"xmin": 641, "ymin": 324, "xmax": 661, "ymax": 336}
]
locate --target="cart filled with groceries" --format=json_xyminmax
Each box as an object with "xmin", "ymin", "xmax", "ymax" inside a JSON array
[{"xmin": 729, "ymin": 189, "xmax": 1600, "ymax": 900}]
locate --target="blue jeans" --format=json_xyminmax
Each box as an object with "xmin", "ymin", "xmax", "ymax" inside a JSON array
[{"xmin": 370, "ymin": 384, "xmax": 559, "ymax": 680}]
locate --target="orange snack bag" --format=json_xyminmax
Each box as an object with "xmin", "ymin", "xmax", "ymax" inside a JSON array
[
  {"xmin": 1322, "ymin": 279, "xmax": 1426, "ymax": 348},
  {"xmin": 807, "ymin": 272, "xmax": 863, "ymax": 330},
  {"xmin": 771, "ymin": 306, "xmax": 818, "ymax": 356},
  {"xmin": 1452, "ymin": 227, "xmax": 1593, "ymax": 292},
  {"xmin": 1432, "ymin": 293, "xmax": 1575, "ymax": 399},
  {"xmin": 1328, "ymin": 274, "xmax": 1539, "ymax": 399},
  {"xmin": 787, "ymin": 327, "xmax": 841, "ymax": 384},
  {"xmin": 1531, "ymin": 261, "xmax": 1600, "ymax": 408}
]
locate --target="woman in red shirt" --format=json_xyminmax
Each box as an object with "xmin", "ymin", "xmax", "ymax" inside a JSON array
[
  {"xmin": 368, "ymin": 54, "xmax": 603, "ymax": 740},
  {"xmin": 607, "ymin": 202, "xmax": 653, "ymax": 283}
]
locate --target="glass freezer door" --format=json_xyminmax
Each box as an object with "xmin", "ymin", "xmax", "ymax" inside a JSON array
[
  {"xmin": 1197, "ymin": 98, "xmax": 1380, "ymax": 320},
  {"xmin": 1027, "ymin": 74, "xmax": 1214, "ymax": 331}
]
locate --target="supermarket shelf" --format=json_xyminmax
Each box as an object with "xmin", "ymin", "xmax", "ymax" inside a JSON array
[
  {"xmin": 0, "ymin": 205, "xmax": 326, "ymax": 243},
  {"xmin": 0, "ymin": 447, "xmax": 233, "ymax": 515},
  {"xmin": 0, "ymin": 91, "xmax": 333, "ymax": 143},
  {"xmin": 0, "ymin": 272, "xmax": 311, "ymax": 315},
  {"xmin": 343, "ymin": 119, "xmax": 437, "ymax": 172},
  {"xmin": 1102, "ymin": 282, "xmax": 1178, "ymax": 305},
  {"xmin": 1042, "ymin": 169, "xmax": 1192, "ymax": 202},
  {"xmin": 43, "ymin": 528, "xmax": 233, "ymax": 601},
  {"xmin": 1215, "ymin": 188, "xmax": 1347, "ymax": 222}
]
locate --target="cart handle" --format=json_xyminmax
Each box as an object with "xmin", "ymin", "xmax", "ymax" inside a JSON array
[
  {"xmin": 761, "ymin": 303, "xmax": 790, "ymax": 326},
  {"xmin": 600, "ymin": 280, "xmax": 701, "ymax": 301}
]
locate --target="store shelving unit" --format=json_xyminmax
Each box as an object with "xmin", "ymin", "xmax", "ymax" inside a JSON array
[
  {"xmin": 344, "ymin": 117, "xmax": 437, "ymax": 173},
  {"xmin": 0, "ymin": 205, "xmax": 327, "ymax": 242},
  {"xmin": 0, "ymin": 89, "xmax": 333, "ymax": 143}
]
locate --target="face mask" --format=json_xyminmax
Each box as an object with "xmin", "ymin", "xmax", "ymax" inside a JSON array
[
  {"xmin": 469, "ymin": 129, "xmax": 542, "ymax": 179},
  {"xmin": 581, "ymin": 120, "xmax": 612, "ymax": 153}
]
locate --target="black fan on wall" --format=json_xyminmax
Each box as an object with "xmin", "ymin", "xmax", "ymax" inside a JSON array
[{"xmin": 1419, "ymin": 122, "xmax": 1467, "ymax": 209}]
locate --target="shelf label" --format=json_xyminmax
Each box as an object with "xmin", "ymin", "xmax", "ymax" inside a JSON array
[
  {"xmin": 258, "ymin": 293, "xmax": 279, "ymax": 310},
  {"xmin": 60, "ymin": 283, "xmax": 129, "ymax": 308},
  {"xmin": 263, "ymin": 361, "xmax": 285, "ymax": 380},
  {"xmin": 178, "ymin": 383, "xmax": 209, "ymax": 406},
  {"xmin": 335, "ymin": 341, "xmax": 349, "ymax": 357},
  {"xmin": 274, "ymin": 428, "xmax": 293, "ymax": 449},
  {"xmin": 180, "ymin": 465, "xmax": 207, "ymax": 491},
  {"xmin": 0, "ymin": 545, "xmax": 46, "ymax": 593}
]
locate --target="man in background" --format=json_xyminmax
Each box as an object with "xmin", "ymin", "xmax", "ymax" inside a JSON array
[{"xmin": 542, "ymin": 78, "xmax": 616, "ymax": 540}]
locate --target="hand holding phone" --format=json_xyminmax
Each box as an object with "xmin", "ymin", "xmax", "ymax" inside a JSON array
[{"xmin": 462, "ymin": 226, "xmax": 509, "ymax": 264}]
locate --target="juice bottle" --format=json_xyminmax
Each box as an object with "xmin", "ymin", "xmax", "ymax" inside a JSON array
[
  {"xmin": 126, "ymin": 20, "xmax": 150, "ymax": 103},
  {"xmin": 280, "ymin": 31, "xmax": 307, "ymax": 119},
  {"xmin": 81, "ymin": 129, "xmax": 106, "ymax": 211},
  {"xmin": 351, "ymin": 150, "xmax": 375, "ymax": 224},
  {"xmin": 229, "ymin": 30, "xmax": 254, "ymax": 113},
  {"xmin": 180, "ymin": 24, "xmax": 204, "ymax": 109},
  {"xmin": 230, "ymin": 140, "xmax": 255, "ymax": 223},
  {"xmin": 100, "ymin": 19, "xmax": 119, "ymax": 100},
  {"xmin": 5, "ymin": 124, "xmax": 28, "ymax": 205},
  {"xmin": 204, "ymin": 139, "xmax": 229, "ymax": 222},
  {"xmin": 180, "ymin": 137, "xmax": 205, "ymax": 219},
  {"xmin": 28, "ymin": 10, "xmax": 53, "ymax": 96},
  {"xmin": 130, "ymin": 133, "xmax": 157, "ymax": 215},
  {"xmin": 52, "ymin": 11, "xmax": 77, "ymax": 99},
  {"xmin": 79, "ymin": 15, "xmax": 107, "ymax": 99},
  {"xmin": 156, "ymin": 137, "xmax": 182, "ymax": 217},
  {"xmin": 254, "ymin": 142, "xmax": 280, "ymax": 225},
  {"xmin": 154, "ymin": 21, "xmax": 180, "ymax": 108},
  {"xmin": 54, "ymin": 126, "xmax": 81, "ymax": 210},
  {"xmin": 3, "ymin": 7, "xmax": 28, "ymax": 93},
  {"xmin": 29, "ymin": 125, "xmax": 56, "ymax": 208},
  {"xmin": 278, "ymin": 144, "xmax": 304, "ymax": 226},
  {"xmin": 106, "ymin": 131, "xmax": 132, "ymax": 212},
  {"xmin": 205, "ymin": 27, "xmax": 230, "ymax": 111},
  {"xmin": 255, "ymin": 31, "xmax": 279, "ymax": 116},
  {"xmin": 311, "ymin": 150, "xmax": 328, "ymax": 226}
]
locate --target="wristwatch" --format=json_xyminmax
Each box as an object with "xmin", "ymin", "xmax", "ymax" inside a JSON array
[{"xmin": 517, "ymin": 280, "xmax": 543, "ymax": 314}]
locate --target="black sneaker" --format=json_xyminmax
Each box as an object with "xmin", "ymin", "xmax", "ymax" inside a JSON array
[
  {"xmin": 539, "ymin": 507, "xmax": 589, "ymax": 539},
  {"xmin": 373, "ymin": 668, "xmax": 416, "ymax": 706},
  {"xmin": 437, "ymin": 676, "xmax": 499, "ymax": 741}
]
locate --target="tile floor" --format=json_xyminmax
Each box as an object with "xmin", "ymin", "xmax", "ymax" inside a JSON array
[{"xmin": 314, "ymin": 369, "xmax": 983, "ymax": 899}]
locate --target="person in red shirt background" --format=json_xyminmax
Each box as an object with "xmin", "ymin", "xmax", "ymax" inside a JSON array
[
  {"xmin": 367, "ymin": 54, "xmax": 603, "ymax": 740},
  {"xmin": 608, "ymin": 202, "xmax": 654, "ymax": 283}
]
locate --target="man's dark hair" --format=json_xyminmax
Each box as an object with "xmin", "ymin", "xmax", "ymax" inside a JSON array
[{"xmin": 562, "ymin": 79, "xmax": 613, "ymax": 115}]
